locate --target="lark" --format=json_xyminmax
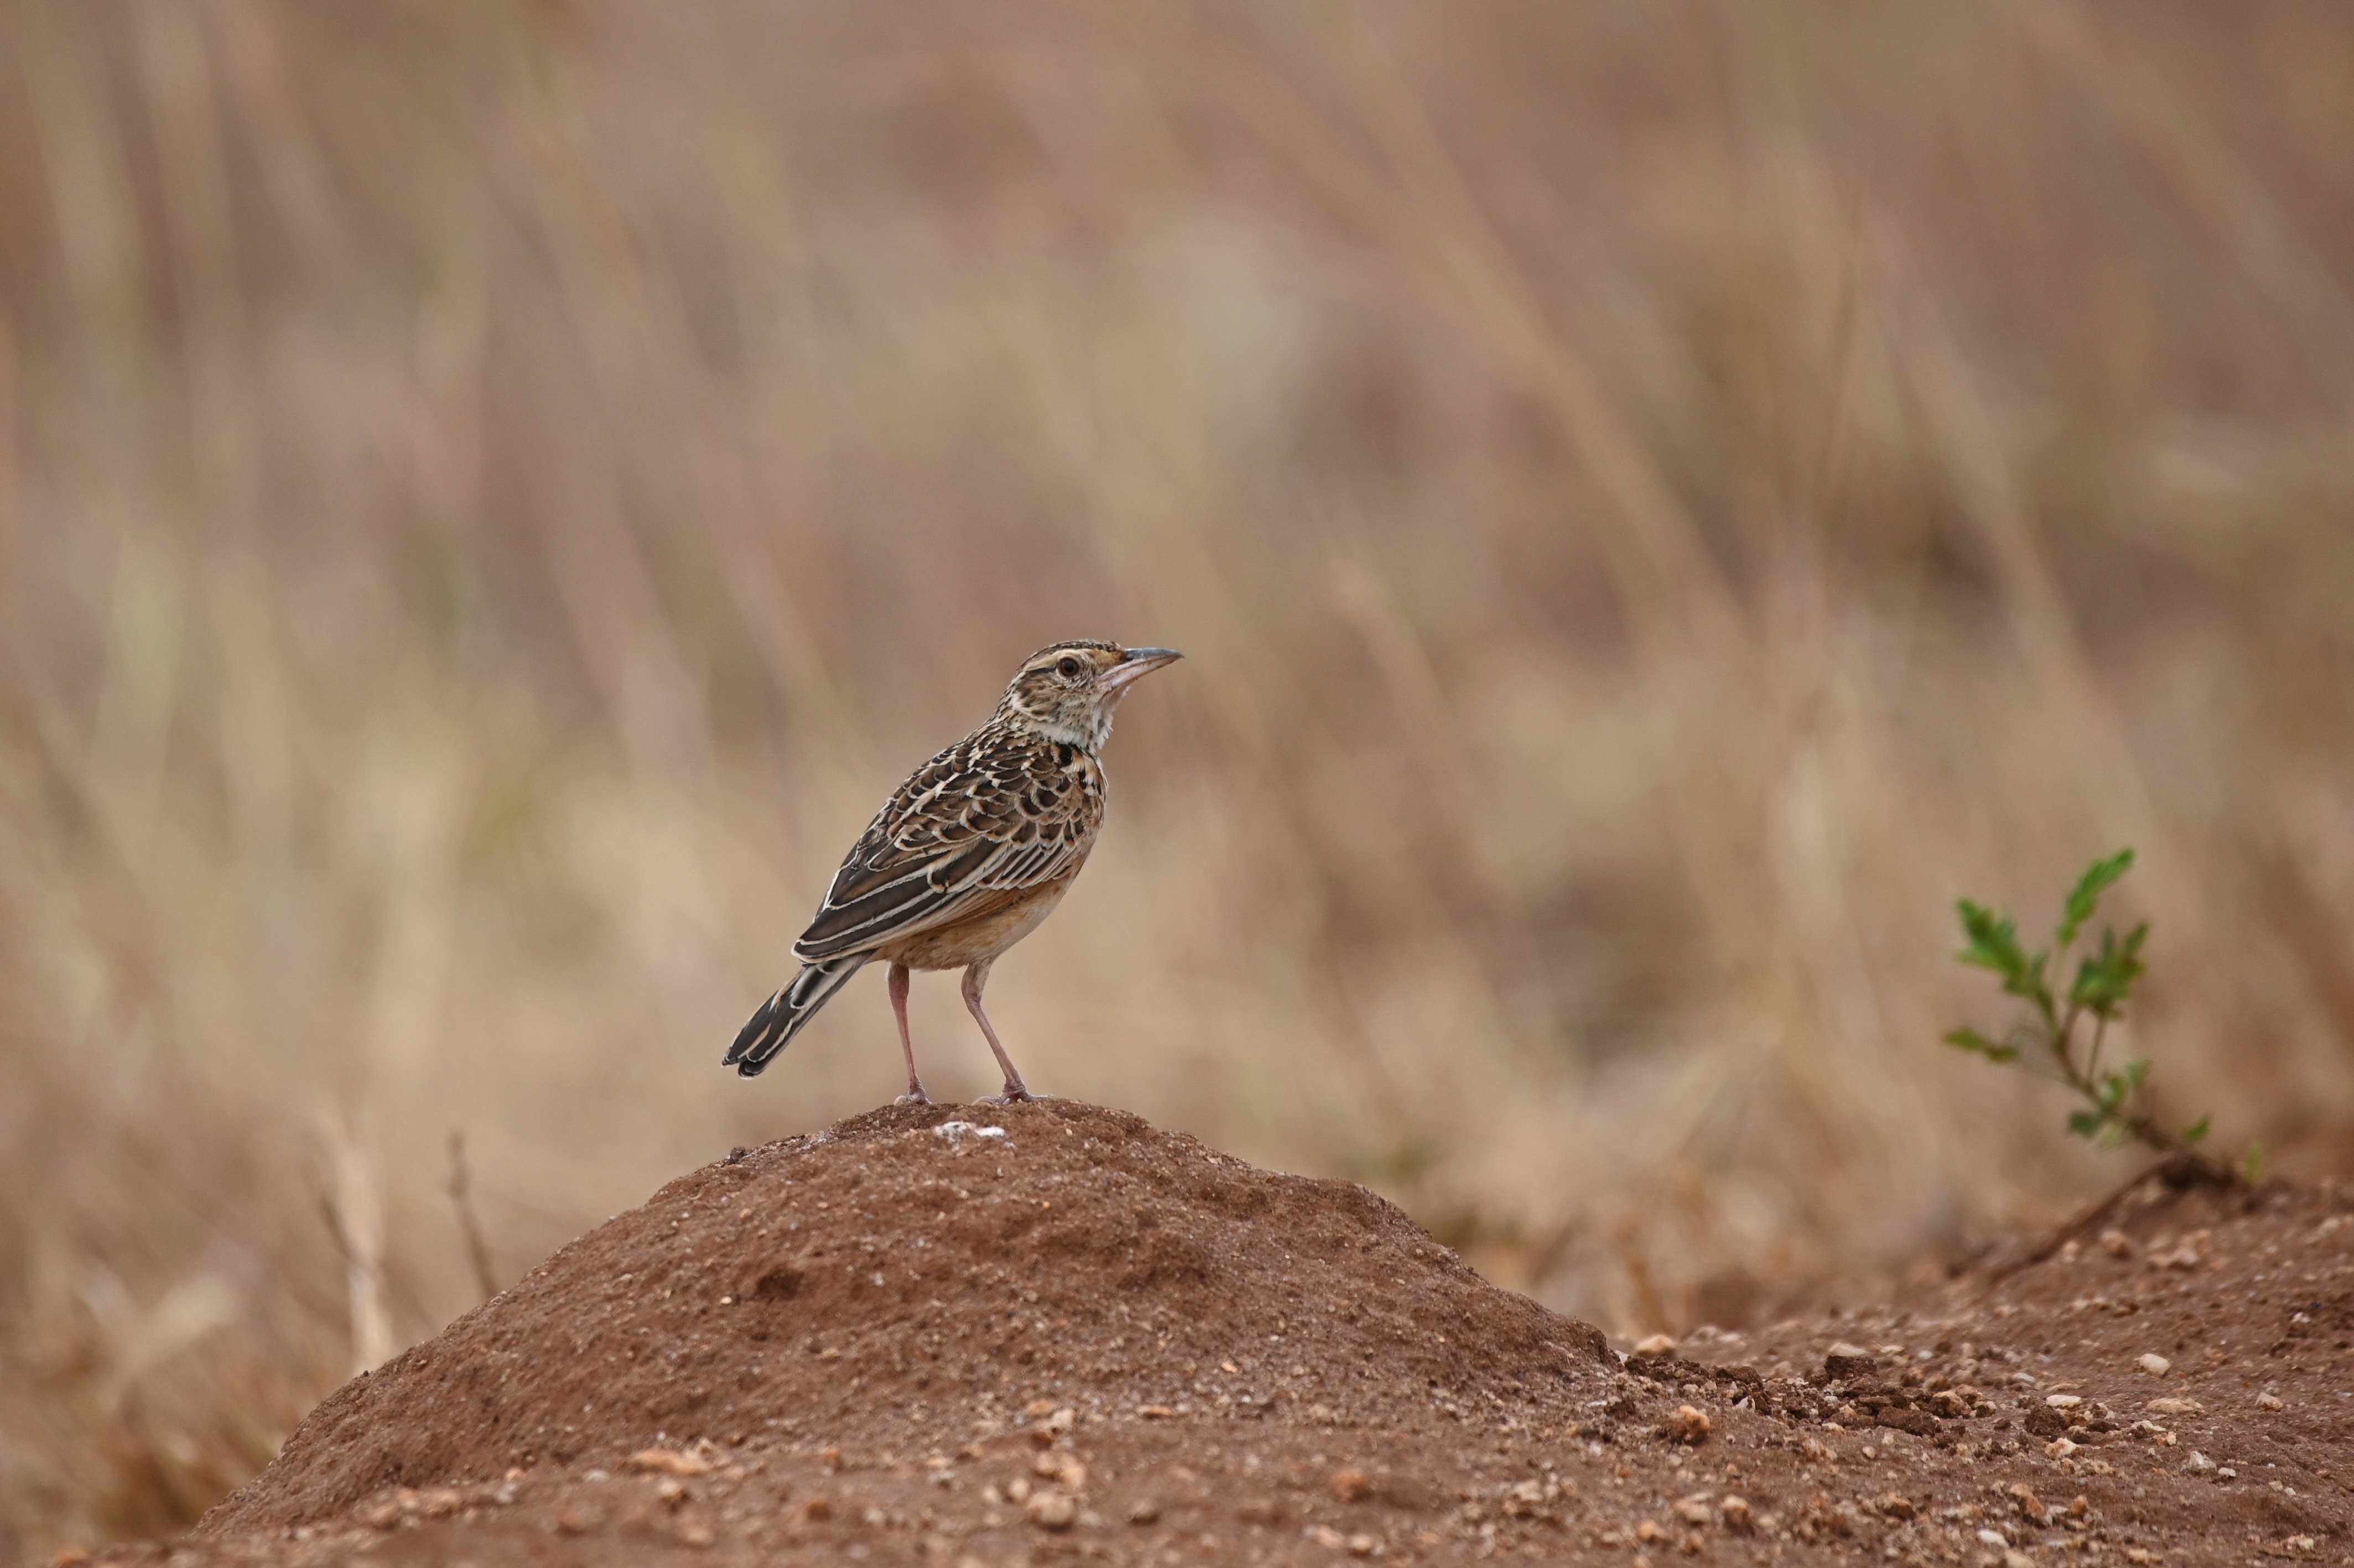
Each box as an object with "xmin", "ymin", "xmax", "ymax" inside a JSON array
[{"xmin": 725, "ymin": 640, "xmax": 1182, "ymax": 1103}]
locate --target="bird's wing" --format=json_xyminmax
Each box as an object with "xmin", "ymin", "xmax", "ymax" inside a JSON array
[{"xmin": 792, "ymin": 728, "xmax": 1104, "ymax": 962}]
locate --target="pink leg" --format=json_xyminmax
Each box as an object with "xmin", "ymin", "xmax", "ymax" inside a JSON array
[
  {"xmin": 961, "ymin": 960, "xmax": 1032, "ymax": 1103},
  {"xmin": 888, "ymin": 962, "xmax": 929, "ymax": 1105}
]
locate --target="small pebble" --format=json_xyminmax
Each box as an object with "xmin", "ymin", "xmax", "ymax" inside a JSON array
[
  {"xmin": 1666, "ymin": 1405, "xmax": 1711, "ymax": 1444},
  {"xmin": 1823, "ymin": 1342, "xmax": 1879, "ymax": 1378},
  {"xmin": 1026, "ymin": 1492, "xmax": 1077, "ymax": 1530},
  {"xmin": 2137, "ymin": 1353, "xmax": 2171, "ymax": 1377},
  {"xmin": 2257, "ymin": 1392, "xmax": 2284, "ymax": 1410},
  {"xmin": 1633, "ymin": 1333, "xmax": 1679, "ymax": 1359},
  {"xmin": 1035, "ymin": 1454, "xmax": 1085, "ymax": 1489}
]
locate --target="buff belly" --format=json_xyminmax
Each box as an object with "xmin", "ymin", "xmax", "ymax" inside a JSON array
[{"xmin": 879, "ymin": 877, "xmax": 1073, "ymax": 971}]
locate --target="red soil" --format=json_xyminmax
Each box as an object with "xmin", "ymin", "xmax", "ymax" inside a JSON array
[{"xmin": 82, "ymin": 1099, "xmax": 2354, "ymax": 1566}]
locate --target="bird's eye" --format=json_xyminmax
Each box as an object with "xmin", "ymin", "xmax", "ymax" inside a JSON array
[{"xmin": 1056, "ymin": 657, "xmax": 1082, "ymax": 679}]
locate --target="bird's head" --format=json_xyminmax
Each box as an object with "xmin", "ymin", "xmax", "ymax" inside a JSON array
[{"xmin": 998, "ymin": 640, "xmax": 1183, "ymax": 751}]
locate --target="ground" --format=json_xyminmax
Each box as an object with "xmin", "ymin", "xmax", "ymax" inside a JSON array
[{"xmin": 77, "ymin": 1100, "xmax": 2354, "ymax": 1567}]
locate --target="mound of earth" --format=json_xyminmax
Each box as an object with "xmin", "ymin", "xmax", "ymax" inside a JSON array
[
  {"xmin": 196, "ymin": 1098, "xmax": 1608, "ymax": 1536},
  {"xmin": 85, "ymin": 1101, "xmax": 2353, "ymax": 1566}
]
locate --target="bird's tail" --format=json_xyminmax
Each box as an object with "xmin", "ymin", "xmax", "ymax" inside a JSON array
[{"xmin": 724, "ymin": 954, "xmax": 869, "ymax": 1078}]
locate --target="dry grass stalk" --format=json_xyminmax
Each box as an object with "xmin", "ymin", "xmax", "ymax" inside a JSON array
[
  {"xmin": 315, "ymin": 1112, "xmax": 393, "ymax": 1378},
  {"xmin": 1, "ymin": 0, "xmax": 2351, "ymax": 1553}
]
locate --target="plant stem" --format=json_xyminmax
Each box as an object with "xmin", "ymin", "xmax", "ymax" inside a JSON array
[
  {"xmin": 2052, "ymin": 1013, "xmax": 2176, "ymax": 1158},
  {"xmin": 2054, "ymin": 998, "xmax": 2082, "ymax": 1081}
]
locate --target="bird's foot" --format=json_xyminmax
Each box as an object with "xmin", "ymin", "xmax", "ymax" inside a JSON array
[
  {"xmin": 981, "ymin": 1083, "xmax": 1035, "ymax": 1106},
  {"xmin": 895, "ymin": 1089, "xmax": 932, "ymax": 1107}
]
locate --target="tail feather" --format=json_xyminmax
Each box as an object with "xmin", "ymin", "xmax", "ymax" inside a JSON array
[{"xmin": 725, "ymin": 954, "xmax": 869, "ymax": 1077}]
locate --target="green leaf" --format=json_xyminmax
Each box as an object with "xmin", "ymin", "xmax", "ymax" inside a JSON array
[
  {"xmin": 2069, "ymin": 923, "xmax": 2149, "ymax": 1017},
  {"xmin": 2066, "ymin": 1110, "xmax": 2103, "ymax": 1139},
  {"xmin": 1942, "ymin": 1027, "xmax": 2020, "ymax": 1063},
  {"xmin": 2057, "ymin": 847, "xmax": 2135, "ymax": 947},
  {"xmin": 1955, "ymin": 900, "xmax": 2028, "ymax": 982},
  {"xmin": 2240, "ymin": 1142, "xmax": 2267, "ymax": 1183},
  {"xmin": 2181, "ymin": 1114, "xmax": 2211, "ymax": 1145},
  {"xmin": 2002, "ymin": 949, "xmax": 2051, "ymax": 1007},
  {"xmin": 1949, "ymin": 1026, "xmax": 2024, "ymax": 1064}
]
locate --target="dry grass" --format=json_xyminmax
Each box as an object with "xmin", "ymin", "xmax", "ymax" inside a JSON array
[{"xmin": 3, "ymin": 0, "xmax": 2353, "ymax": 1556}]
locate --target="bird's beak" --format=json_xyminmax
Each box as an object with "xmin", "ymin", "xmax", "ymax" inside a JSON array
[{"xmin": 1097, "ymin": 647, "xmax": 1182, "ymax": 694}]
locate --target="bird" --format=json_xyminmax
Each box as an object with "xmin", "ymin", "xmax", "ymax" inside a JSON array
[{"xmin": 725, "ymin": 640, "xmax": 1183, "ymax": 1103}]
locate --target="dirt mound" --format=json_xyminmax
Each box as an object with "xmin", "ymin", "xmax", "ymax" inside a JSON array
[
  {"xmin": 85, "ymin": 1103, "xmax": 2353, "ymax": 1567},
  {"xmin": 198, "ymin": 1098, "xmax": 1608, "ymax": 1536}
]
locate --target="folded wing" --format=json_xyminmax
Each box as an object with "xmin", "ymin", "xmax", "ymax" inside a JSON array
[{"xmin": 792, "ymin": 731, "xmax": 1102, "ymax": 962}]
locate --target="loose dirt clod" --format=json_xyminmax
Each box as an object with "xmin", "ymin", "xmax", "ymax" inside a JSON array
[
  {"xmin": 1666, "ymin": 1404, "xmax": 1711, "ymax": 1444},
  {"xmin": 71, "ymin": 1104, "xmax": 2354, "ymax": 1566}
]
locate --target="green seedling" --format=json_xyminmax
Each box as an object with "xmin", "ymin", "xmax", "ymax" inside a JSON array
[{"xmin": 1945, "ymin": 848, "xmax": 2225, "ymax": 1165}]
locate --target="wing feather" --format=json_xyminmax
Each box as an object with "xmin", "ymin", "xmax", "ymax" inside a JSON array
[{"xmin": 792, "ymin": 726, "xmax": 1103, "ymax": 962}]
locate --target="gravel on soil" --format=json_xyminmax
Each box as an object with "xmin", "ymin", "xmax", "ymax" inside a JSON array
[{"xmin": 80, "ymin": 1099, "xmax": 2354, "ymax": 1566}]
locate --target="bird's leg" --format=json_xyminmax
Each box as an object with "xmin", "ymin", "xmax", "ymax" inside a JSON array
[
  {"xmin": 888, "ymin": 962, "xmax": 929, "ymax": 1105},
  {"xmin": 961, "ymin": 960, "xmax": 1033, "ymax": 1103}
]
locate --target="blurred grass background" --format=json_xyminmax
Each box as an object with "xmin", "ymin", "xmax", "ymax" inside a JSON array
[{"xmin": 3, "ymin": 0, "xmax": 2353, "ymax": 1554}]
